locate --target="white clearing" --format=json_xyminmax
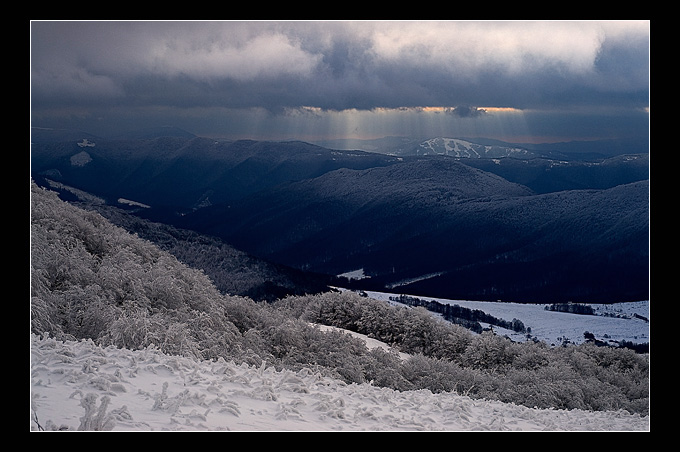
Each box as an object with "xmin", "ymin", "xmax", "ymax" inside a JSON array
[{"xmin": 366, "ymin": 291, "xmax": 649, "ymax": 347}]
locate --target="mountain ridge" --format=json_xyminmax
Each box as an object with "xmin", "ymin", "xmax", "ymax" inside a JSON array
[
  {"xmin": 178, "ymin": 158, "xmax": 648, "ymax": 303},
  {"xmin": 31, "ymin": 130, "xmax": 649, "ymax": 303},
  {"xmin": 31, "ymin": 133, "xmax": 403, "ymax": 214},
  {"xmin": 313, "ymin": 135, "xmax": 648, "ymax": 160}
]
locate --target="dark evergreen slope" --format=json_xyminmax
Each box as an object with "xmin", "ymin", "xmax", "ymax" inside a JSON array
[
  {"xmin": 181, "ymin": 158, "xmax": 649, "ymax": 303},
  {"xmin": 392, "ymin": 181, "xmax": 649, "ymax": 303},
  {"xmin": 180, "ymin": 157, "xmax": 533, "ymax": 261},
  {"xmin": 459, "ymin": 154, "xmax": 649, "ymax": 194}
]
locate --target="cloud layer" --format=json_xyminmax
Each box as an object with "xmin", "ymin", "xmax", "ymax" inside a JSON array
[{"xmin": 30, "ymin": 20, "xmax": 650, "ymax": 141}]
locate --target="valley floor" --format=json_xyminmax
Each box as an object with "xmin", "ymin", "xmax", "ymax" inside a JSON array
[{"xmin": 365, "ymin": 290, "xmax": 649, "ymax": 347}]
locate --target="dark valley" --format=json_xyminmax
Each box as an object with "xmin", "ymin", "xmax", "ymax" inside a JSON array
[{"xmin": 31, "ymin": 128, "xmax": 649, "ymax": 303}]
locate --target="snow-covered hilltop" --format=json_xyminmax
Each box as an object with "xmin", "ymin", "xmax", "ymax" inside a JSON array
[{"xmin": 415, "ymin": 137, "xmax": 536, "ymax": 158}]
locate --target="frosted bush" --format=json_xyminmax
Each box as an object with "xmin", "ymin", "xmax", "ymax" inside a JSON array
[
  {"xmin": 78, "ymin": 394, "xmax": 116, "ymax": 431},
  {"xmin": 461, "ymin": 330, "xmax": 517, "ymax": 370}
]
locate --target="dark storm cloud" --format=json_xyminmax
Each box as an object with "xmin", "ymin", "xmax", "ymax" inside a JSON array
[
  {"xmin": 445, "ymin": 106, "xmax": 488, "ymax": 118},
  {"xmin": 30, "ymin": 20, "xmax": 649, "ymax": 140}
]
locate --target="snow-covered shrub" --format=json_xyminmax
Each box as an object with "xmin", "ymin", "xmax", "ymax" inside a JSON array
[
  {"xmin": 400, "ymin": 354, "xmax": 460, "ymax": 393},
  {"xmin": 509, "ymin": 340, "xmax": 552, "ymax": 371},
  {"xmin": 104, "ymin": 309, "xmax": 168, "ymax": 350},
  {"xmin": 184, "ymin": 310, "xmax": 243, "ymax": 361},
  {"xmin": 30, "ymin": 295, "xmax": 60, "ymax": 339},
  {"xmin": 69, "ymin": 285, "xmax": 121, "ymax": 340},
  {"xmin": 305, "ymin": 291, "xmax": 365, "ymax": 331},
  {"xmin": 78, "ymin": 394, "xmax": 116, "ymax": 431},
  {"xmin": 362, "ymin": 348, "xmax": 412, "ymax": 391},
  {"xmin": 292, "ymin": 290, "xmax": 474, "ymax": 361},
  {"xmin": 460, "ymin": 330, "xmax": 518, "ymax": 370},
  {"xmin": 223, "ymin": 295, "xmax": 269, "ymax": 333}
]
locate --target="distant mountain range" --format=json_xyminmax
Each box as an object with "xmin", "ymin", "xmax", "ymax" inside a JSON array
[
  {"xmin": 31, "ymin": 127, "xmax": 650, "ymax": 303},
  {"xmin": 31, "ymin": 131, "xmax": 401, "ymax": 215},
  {"xmin": 313, "ymin": 135, "xmax": 649, "ymax": 161}
]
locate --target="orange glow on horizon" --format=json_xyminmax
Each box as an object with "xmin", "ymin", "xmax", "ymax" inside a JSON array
[{"xmin": 370, "ymin": 106, "xmax": 524, "ymax": 114}]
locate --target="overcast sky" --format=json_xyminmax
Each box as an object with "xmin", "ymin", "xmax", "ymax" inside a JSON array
[{"xmin": 30, "ymin": 20, "xmax": 650, "ymax": 143}]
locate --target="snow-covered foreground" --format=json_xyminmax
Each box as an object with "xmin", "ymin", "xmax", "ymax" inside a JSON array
[{"xmin": 30, "ymin": 334, "xmax": 649, "ymax": 431}]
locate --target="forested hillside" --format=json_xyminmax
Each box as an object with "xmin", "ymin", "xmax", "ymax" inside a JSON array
[
  {"xmin": 458, "ymin": 153, "xmax": 649, "ymax": 194},
  {"xmin": 182, "ymin": 159, "xmax": 649, "ymax": 303},
  {"xmin": 30, "ymin": 182, "xmax": 649, "ymax": 415},
  {"xmin": 31, "ymin": 133, "xmax": 649, "ymax": 303},
  {"xmin": 30, "ymin": 135, "xmax": 401, "ymax": 213}
]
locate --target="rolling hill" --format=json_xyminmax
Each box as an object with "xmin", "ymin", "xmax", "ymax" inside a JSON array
[
  {"xmin": 31, "ymin": 129, "xmax": 649, "ymax": 303},
  {"xmin": 31, "ymin": 133, "xmax": 401, "ymax": 217},
  {"xmin": 179, "ymin": 158, "xmax": 649, "ymax": 303}
]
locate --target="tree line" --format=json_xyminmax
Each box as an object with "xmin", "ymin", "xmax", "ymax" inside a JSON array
[
  {"xmin": 390, "ymin": 294, "xmax": 527, "ymax": 334},
  {"xmin": 545, "ymin": 302, "xmax": 596, "ymax": 315}
]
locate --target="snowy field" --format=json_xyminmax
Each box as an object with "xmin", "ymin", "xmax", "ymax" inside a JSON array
[
  {"xmin": 30, "ymin": 334, "xmax": 649, "ymax": 431},
  {"xmin": 365, "ymin": 291, "xmax": 649, "ymax": 347},
  {"xmin": 30, "ymin": 286, "xmax": 650, "ymax": 432}
]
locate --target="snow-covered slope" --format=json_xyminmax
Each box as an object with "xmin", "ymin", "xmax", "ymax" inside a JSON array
[
  {"xmin": 30, "ymin": 334, "xmax": 649, "ymax": 431},
  {"xmin": 29, "ymin": 182, "xmax": 651, "ymax": 432},
  {"xmin": 416, "ymin": 138, "xmax": 536, "ymax": 158}
]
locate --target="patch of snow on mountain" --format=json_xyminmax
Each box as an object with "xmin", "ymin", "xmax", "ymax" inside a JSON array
[
  {"xmin": 44, "ymin": 179, "xmax": 106, "ymax": 204},
  {"xmin": 77, "ymin": 139, "xmax": 95, "ymax": 148},
  {"xmin": 70, "ymin": 151, "xmax": 92, "ymax": 167},
  {"xmin": 416, "ymin": 138, "xmax": 532, "ymax": 158},
  {"xmin": 118, "ymin": 198, "xmax": 151, "ymax": 209},
  {"xmin": 338, "ymin": 269, "xmax": 370, "ymax": 280}
]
